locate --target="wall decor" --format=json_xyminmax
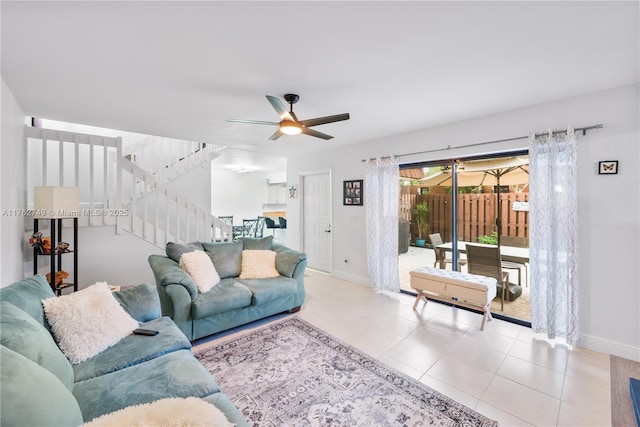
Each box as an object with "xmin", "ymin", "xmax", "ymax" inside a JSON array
[
  {"xmin": 288, "ymin": 185, "xmax": 298, "ymax": 199},
  {"xmin": 343, "ymin": 180, "xmax": 363, "ymax": 206},
  {"xmin": 598, "ymin": 160, "xmax": 618, "ymax": 175}
]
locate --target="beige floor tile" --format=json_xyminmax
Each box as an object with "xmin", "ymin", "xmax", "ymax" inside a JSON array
[
  {"xmin": 481, "ymin": 376, "xmax": 561, "ymax": 426},
  {"xmin": 561, "ymin": 374, "xmax": 611, "ymax": 420},
  {"xmin": 462, "ymin": 326, "xmax": 517, "ymax": 353},
  {"xmin": 508, "ymin": 338, "xmax": 569, "ymax": 373},
  {"xmin": 474, "ymin": 401, "xmax": 535, "ymax": 426},
  {"xmin": 426, "ymin": 356, "xmax": 495, "ymax": 398},
  {"xmin": 557, "ymin": 401, "xmax": 611, "ymax": 427},
  {"xmin": 447, "ymin": 339, "xmax": 508, "ymax": 373},
  {"xmin": 419, "ymin": 374, "xmax": 480, "ymax": 409},
  {"xmin": 497, "ymin": 355, "xmax": 565, "ymax": 398},
  {"xmin": 565, "ymin": 348, "xmax": 611, "ymax": 390}
]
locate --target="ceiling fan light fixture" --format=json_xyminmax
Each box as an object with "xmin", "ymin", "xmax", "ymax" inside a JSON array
[{"xmin": 280, "ymin": 121, "xmax": 302, "ymax": 135}]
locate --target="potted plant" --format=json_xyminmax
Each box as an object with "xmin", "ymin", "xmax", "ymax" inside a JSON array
[{"xmin": 413, "ymin": 201, "xmax": 429, "ymax": 247}]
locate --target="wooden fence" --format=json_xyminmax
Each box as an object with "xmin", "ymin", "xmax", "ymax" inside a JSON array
[{"xmin": 400, "ymin": 191, "xmax": 529, "ymax": 243}]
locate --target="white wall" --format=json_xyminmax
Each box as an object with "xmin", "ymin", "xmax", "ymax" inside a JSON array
[
  {"xmin": 211, "ymin": 169, "xmax": 270, "ymax": 224},
  {"xmin": 1, "ymin": 78, "xmax": 27, "ymax": 285},
  {"xmin": 287, "ymin": 84, "xmax": 640, "ymax": 359}
]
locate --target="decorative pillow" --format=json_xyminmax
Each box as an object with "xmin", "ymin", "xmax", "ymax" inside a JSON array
[
  {"xmin": 202, "ymin": 240, "xmax": 243, "ymax": 279},
  {"xmin": 239, "ymin": 235, "xmax": 273, "ymax": 250},
  {"xmin": 165, "ymin": 241, "xmax": 203, "ymax": 263},
  {"xmin": 83, "ymin": 397, "xmax": 233, "ymax": 427},
  {"xmin": 179, "ymin": 250, "xmax": 221, "ymax": 293},
  {"xmin": 239, "ymin": 250, "xmax": 279, "ymax": 279},
  {"xmin": 42, "ymin": 282, "xmax": 139, "ymax": 364}
]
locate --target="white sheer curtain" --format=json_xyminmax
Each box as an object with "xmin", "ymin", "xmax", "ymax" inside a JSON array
[
  {"xmin": 529, "ymin": 127, "xmax": 579, "ymax": 345},
  {"xmin": 364, "ymin": 156, "xmax": 400, "ymax": 292}
]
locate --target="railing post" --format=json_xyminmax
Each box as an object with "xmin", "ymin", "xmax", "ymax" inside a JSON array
[{"xmin": 116, "ymin": 137, "xmax": 123, "ymax": 234}]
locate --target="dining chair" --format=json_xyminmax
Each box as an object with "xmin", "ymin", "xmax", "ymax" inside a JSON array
[
  {"xmin": 255, "ymin": 216, "xmax": 266, "ymax": 238},
  {"xmin": 465, "ymin": 243, "xmax": 510, "ymax": 311},
  {"xmin": 242, "ymin": 218, "xmax": 258, "ymax": 237},
  {"xmin": 500, "ymin": 235, "xmax": 529, "ymax": 287},
  {"xmin": 218, "ymin": 215, "xmax": 233, "ymax": 225},
  {"xmin": 278, "ymin": 217, "xmax": 287, "ymax": 229},
  {"xmin": 428, "ymin": 233, "xmax": 467, "ymax": 271}
]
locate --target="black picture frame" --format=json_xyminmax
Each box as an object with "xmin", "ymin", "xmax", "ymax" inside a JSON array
[
  {"xmin": 598, "ymin": 160, "xmax": 618, "ymax": 175},
  {"xmin": 343, "ymin": 180, "xmax": 363, "ymax": 206}
]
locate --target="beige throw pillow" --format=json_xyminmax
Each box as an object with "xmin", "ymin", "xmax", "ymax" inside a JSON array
[
  {"xmin": 42, "ymin": 282, "xmax": 139, "ymax": 364},
  {"xmin": 239, "ymin": 250, "xmax": 279, "ymax": 279},
  {"xmin": 179, "ymin": 250, "xmax": 221, "ymax": 293},
  {"xmin": 83, "ymin": 397, "xmax": 233, "ymax": 427}
]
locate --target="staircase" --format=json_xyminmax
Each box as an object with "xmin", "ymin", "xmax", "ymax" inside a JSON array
[{"xmin": 24, "ymin": 126, "xmax": 232, "ymax": 247}]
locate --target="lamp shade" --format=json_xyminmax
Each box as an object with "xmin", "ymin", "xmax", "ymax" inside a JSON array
[{"xmin": 34, "ymin": 187, "xmax": 79, "ymax": 218}]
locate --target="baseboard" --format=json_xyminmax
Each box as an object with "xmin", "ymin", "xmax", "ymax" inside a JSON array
[
  {"xmin": 579, "ymin": 333, "xmax": 640, "ymax": 361},
  {"xmin": 330, "ymin": 270, "xmax": 370, "ymax": 286}
]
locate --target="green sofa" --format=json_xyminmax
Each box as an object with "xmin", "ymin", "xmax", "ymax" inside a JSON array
[
  {"xmin": 148, "ymin": 237, "xmax": 307, "ymax": 341},
  {"xmin": 0, "ymin": 275, "xmax": 248, "ymax": 427}
]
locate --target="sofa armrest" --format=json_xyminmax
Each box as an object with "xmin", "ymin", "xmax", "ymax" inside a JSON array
[
  {"xmin": 272, "ymin": 244, "xmax": 307, "ymax": 278},
  {"xmin": 148, "ymin": 255, "xmax": 198, "ymax": 300},
  {"xmin": 112, "ymin": 283, "xmax": 161, "ymax": 323}
]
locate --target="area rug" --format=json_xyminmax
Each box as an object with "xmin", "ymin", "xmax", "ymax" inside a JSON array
[{"xmin": 194, "ymin": 317, "xmax": 498, "ymax": 426}]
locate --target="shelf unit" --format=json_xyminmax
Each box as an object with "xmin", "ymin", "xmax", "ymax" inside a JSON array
[{"xmin": 33, "ymin": 217, "xmax": 78, "ymax": 296}]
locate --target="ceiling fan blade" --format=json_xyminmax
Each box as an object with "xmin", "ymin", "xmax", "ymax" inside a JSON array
[
  {"xmin": 301, "ymin": 127, "xmax": 333, "ymax": 140},
  {"xmin": 268, "ymin": 129, "xmax": 284, "ymax": 140},
  {"xmin": 266, "ymin": 95, "xmax": 294, "ymax": 122},
  {"xmin": 226, "ymin": 119, "xmax": 279, "ymax": 126},
  {"xmin": 300, "ymin": 113, "xmax": 350, "ymax": 128}
]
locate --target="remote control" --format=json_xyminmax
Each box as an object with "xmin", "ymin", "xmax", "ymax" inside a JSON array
[{"xmin": 133, "ymin": 328, "xmax": 159, "ymax": 336}]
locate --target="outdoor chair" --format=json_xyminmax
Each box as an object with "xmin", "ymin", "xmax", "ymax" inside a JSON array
[
  {"xmin": 465, "ymin": 243, "xmax": 521, "ymax": 311},
  {"xmin": 428, "ymin": 233, "xmax": 467, "ymax": 271},
  {"xmin": 500, "ymin": 235, "xmax": 529, "ymax": 287}
]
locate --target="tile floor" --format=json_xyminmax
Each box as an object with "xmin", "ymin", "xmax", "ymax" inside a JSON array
[{"xmin": 194, "ymin": 269, "xmax": 612, "ymax": 427}]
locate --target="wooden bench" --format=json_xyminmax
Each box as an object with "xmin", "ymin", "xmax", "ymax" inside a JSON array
[{"xmin": 410, "ymin": 267, "xmax": 497, "ymax": 330}]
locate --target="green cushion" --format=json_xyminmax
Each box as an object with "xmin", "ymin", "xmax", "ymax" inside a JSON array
[
  {"xmin": 166, "ymin": 241, "xmax": 203, "ymax": 263},
  {"xmin": 0, "ymin": 275, "xmax": 55, "ymax": 328},
  {"xmin": 112, "ymin": 283, "xmax": 161, "ymax": 322},
  {"xmin": 1, "ymin": 346, "xmax": 83, "ymax": 427},
  {"xmin": 191, "ymin": 279, "xmax": 252, "ymax": 319},
  {"xmin": 73, "ymin": 349, "xmax": 220, "ymax": 422},
  {"xmin": 238, "ymin": 235, "xmax": 273, "ymax": 250},
  {"xmin": 236, "ymin": 276, "xmax": 298, "ymax": 305},
  {"xmin": 273, "ymin": 244, "xmax": 308, "ymax": 278},
  {"xmin": 0, "ymin": 301, "xmax": 74, "ymax": 390},
  {"xmin": 202, "ymin": 241, "xmax": 243, "ymax": 279},
  {"xmin": 72, "ymin": 316, "xmax": 191, "ymax": 382}
]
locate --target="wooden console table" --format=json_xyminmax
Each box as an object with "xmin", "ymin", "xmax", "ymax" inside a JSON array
[{"xmin": 610, "ymin": 355, "xmax": 640, "ymax": 426}]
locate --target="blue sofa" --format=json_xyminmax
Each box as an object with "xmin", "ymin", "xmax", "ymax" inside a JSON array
[
  {"xmin": 148, "ymin": 237, "xmax": 307, "ymax": 341},
  {"xmin": 0, "ymin": 275, "xmax": 248, "ymax": 426}
]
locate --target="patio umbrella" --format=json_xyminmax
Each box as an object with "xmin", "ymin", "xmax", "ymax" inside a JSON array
[{"xmin": 419, "ymin": 156, "xmax": 529, "ymax": 245}]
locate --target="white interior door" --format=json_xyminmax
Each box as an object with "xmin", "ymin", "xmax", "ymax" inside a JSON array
[{"xmin": 303, "ymin": 172, "xmax": 331, "ymax": 272}]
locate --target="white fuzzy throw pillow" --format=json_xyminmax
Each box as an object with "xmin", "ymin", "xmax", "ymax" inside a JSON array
[
  {"xmin": 42, "ymin": 282, "xmax": 139, "ymax": 364},
  {"xmin": 239, "ymin": 250, "xmax": 279, "ymax": 279},
  {"xmin": 179, "ymin": 250, "xmax": 221, "ymax": 293},
  {"xmin": 83, "ymin": 397, "xmax": 234, "ymax": 427}
]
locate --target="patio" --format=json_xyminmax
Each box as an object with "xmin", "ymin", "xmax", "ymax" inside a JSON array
[{"xmin": 398, "ymin": 246, "xmax": 531, "ymax": 323}]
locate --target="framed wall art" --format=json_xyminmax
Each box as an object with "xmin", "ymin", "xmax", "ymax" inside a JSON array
[
  {"xmin": 343, "ymin": 180, "xmax": 363, "ymax": 206},
  {"xmin": 598, "ymin": 160, "xmax": 618, "ymax": 175}
]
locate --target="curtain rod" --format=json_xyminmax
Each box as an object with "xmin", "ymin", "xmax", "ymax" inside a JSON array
[{"xmin": 395, "ymin": 123, "xmax": 603, "ymax": 159}]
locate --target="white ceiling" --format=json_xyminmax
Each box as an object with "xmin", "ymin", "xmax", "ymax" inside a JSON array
[{"xmin": 2, "ymin": 1, "xmax": 638, "ymax": 170}]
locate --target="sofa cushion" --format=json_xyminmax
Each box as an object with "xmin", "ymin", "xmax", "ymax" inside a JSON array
[
  {"xmin": 0, "ymin": 301, "xmax": 74, "ymax": 391},
  {"xmin": 112, "ymin": 283, "xmax": 162, "ymax": 322},
  {"xmin": 0, "ymin": 274, "xmax": 55, "ymax": 328},
  {"xmin": 239, "ymin": 235, "xmax": 273, "ymax": 250},
  {"xmin": 72, "ymin": 316, "xmax": 192, "ymax": 382},
  {"xmin": 237, "ymin": 276, "xmax": 298, "ymax": 305},
  {"xmin": 84, "ymin": 397, "xmax": 233, "ymax": 427},
  {"xmin": 1, "ymin": 346, "xmax": 84, "ymax": 427},
  {"xmin": 43, "ymin": 282, "xmax": 139, "ymax": 364},
  {"xmin": 191, "ymin": 278, "xmax": 252, "ymax": 319},
  {"xmin": 73, "ymin": 349, "xmax": 221, "ymax": 422},
  {"xmin": 239, "ymin": 250, "xmax": 280, "ymax": 279},
  {"xmin": 166, "ymin": 241, "xmax": 204, "ymax": 263},
  {"xmin": 179, "ymin": 250, "xmax": 221, "ymax": 293},
  {"xmin": 202, "ymin": 240, "xmax": 243, "ymax": 279}
]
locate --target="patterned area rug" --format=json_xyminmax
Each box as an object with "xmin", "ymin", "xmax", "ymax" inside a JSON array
[{"xmin": 194, "ymin": 317, "xmax": 498, "ymax": 427}]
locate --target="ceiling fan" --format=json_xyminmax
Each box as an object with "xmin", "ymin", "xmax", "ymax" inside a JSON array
[{"xmin": 227, "ymin": 94, "xmax": 350, "ymax": 140}]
